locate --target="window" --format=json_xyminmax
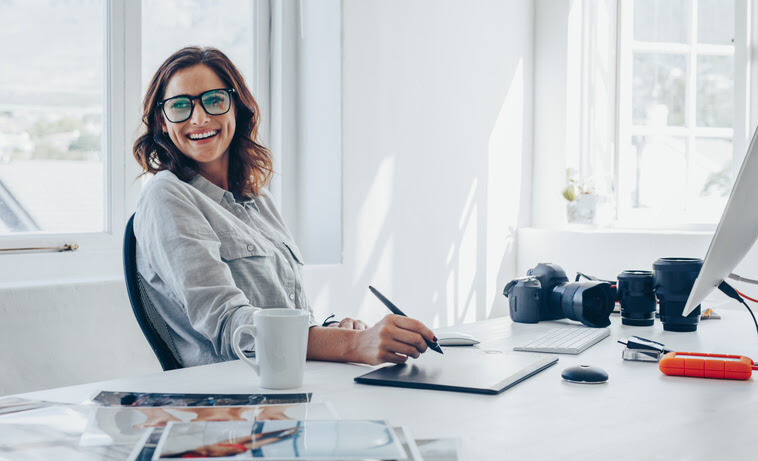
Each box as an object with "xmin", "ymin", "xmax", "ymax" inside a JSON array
[
  {"xmin": 142, "ymin": 0, "xmax": 254, "ymax": 91},
  {"xmin": 0, "ymin": 0, "xmax": 106, "ymax": 234},
  {"xmin": 0, "ymin": 0, "xmax": 342, "ymax": 282},
  {"xmin": 616, "ymin": 0, "xmax": 739, "ymax": 227}
]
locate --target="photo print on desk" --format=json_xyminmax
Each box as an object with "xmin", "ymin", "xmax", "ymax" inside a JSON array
[
  {"xmin": 0, "ymin": 397, "xmax": 63, "ymax": 416},
  {"xmin": 153, "ymin": 420, "xmax": 406, "ymax": 460},
  {"xmin": 0, "ymin": 404, "xmax": 148, "ymax": 461},
  {"xmin": 81, "ymin": 403, "xmax": 338, "ymax": 446},
  {"xmin": 392, "ymin": 426, "xmax": 423, "ymax": 461},
  {"xmin": 92, "ymin": 391, "xmax": 312, "ymax": 407},
  {"xmin": 82, "ymin": 403, "xmax": 338, "ymax": 461}
]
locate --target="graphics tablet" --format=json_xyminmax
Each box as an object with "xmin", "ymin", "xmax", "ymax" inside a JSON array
[{"xmin": 354, "ymin": 349, "xmax": 558, "ymax": 395}]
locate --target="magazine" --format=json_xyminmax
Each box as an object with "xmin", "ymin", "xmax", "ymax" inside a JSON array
[
  {"xmin": 81, "ymin": 403, "xmax": 338, "ymax": 446},
  {"xmin": 414, "ymin": 437, "xmax": 460, "ymax": 461},
  {"xmin": 92, "ymin": 391, "xmax": 312, "ymax": 407},
  {"xmin": 0, "ymin": 397, "xmax": 61, "ymax": 416},
  {"xmin": 392, "ymin": 426, "xmax": 422, "ymax": 461},
  {"xmin": 153, "ymin": 419, "xmax": 406, "ymax": 460},
  {"xmin": 0, "ymin": 405, "xmax": 147, "ymax": 461}
]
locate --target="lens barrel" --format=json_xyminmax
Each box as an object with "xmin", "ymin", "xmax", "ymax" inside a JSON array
[
  {"xmin": 552, "ymin": 281, "xmax": 614, "ymax": 328},
  {"xmin": 617, "ymin": 270, "xmax": 656, "ymax": 326},
  {"xmin": 652, "ymin": 258, "xmax": 703, "ymax": 332}
]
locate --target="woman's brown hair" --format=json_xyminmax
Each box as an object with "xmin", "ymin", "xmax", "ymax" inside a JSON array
[{"xmin": 133, "ymin": 46, "xmax": 272, "ymax": 198}]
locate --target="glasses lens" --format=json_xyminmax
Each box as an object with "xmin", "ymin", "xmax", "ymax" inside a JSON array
[
  {"xmin": 165, "ymin": 96, "xmax": 192, "ymax": 122},
  {"xmin": 201, "ymin": 90, "xmax": 231, "ymax": 115}
]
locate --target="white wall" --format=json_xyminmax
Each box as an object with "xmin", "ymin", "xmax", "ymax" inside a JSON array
[
  {"xmin": 0, "ymin": 279, "xmax": 159, "ymax": 395},
  {"xmin": 0, "ymin": 0, "xmax": 534, "ymax": 395},
  {"xmin": 302, "ymin": 0, "xmax": 533, "ymax": 326}
]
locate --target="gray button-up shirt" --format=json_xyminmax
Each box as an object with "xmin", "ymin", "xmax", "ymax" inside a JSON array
[{"xmin": 134, "ymin": 170, "xmax": 316, "ymax": 367}]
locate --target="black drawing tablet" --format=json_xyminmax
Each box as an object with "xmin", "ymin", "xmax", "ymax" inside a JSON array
[{"xmin": 354, "ymin": 349, "xmax": 558, "ymax": 395}]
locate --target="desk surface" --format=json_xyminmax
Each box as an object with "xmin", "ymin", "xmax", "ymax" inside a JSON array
[{"xmin": 17, "ymin": 311, "xmax": 758, "ymax": 460}]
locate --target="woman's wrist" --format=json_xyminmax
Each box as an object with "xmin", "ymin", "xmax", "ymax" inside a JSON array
[{"xmin": 307, "ymin": 326, "xmax": 363, "ymax": 363}]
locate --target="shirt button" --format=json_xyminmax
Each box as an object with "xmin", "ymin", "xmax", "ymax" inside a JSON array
[
  {"xmin": 247, "ymin": 244, "xmax": 254, "ymax": 251},
  {"xmin": 289, "ymin": 293, "xmax": 295, "ymax": 300}
]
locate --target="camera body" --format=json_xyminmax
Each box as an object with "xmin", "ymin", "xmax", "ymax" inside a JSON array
[{"xmin": 503, "ymin": 263, "xmax": 614, "ymax": 328}]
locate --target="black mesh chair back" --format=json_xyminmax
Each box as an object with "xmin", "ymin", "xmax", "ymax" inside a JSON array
[{"xmin": 123, "ymin": 213, "xmax": 183, "ymax": 371}]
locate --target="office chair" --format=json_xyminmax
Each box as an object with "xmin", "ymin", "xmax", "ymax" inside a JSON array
[{"xmin": 123, "ymin": 213, "xmax": 183, "ymax": 371}]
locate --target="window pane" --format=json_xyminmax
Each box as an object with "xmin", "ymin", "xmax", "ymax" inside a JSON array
[
  {"xmin": 0, "ymin": 0, "xmax": 104, "ymax": 234},
  {"xmin": 696, "ymin": 55, "xmax": 734, "ymax": 128},
  {"xmin": 688, "ymin": 138, "xmax": 732, "ymax": 222},
  {"xmin": 698, "ymin": 0, "xmax": 734, "ymax": 45},
  {"xmin": 633, "ymin": 0, "xmax": 689, "ymax": 43},
  {"xmin": 619, "ymin": 136, "xmax": 687, "ymax": 219},
  {"xmin": 633, "ymin": 53, "xmax": 687, "ymax": 126},
  {"xmin": 142, "ymin": 0, "xmax": 253, "ymax": 90}
]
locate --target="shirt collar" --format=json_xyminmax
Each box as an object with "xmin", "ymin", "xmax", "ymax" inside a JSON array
[
  {"xmin": 188, "ymin": 173, "xmax": 229, "ymax": 204},
  {"xmin": 188, "ymin": 173, "xmax": 259, "ymax": 211}
]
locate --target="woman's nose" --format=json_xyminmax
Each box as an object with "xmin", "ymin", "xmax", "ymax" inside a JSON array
[{"xmin": 189, "ymin": 99, "xmax": 211, "ymax": 124}]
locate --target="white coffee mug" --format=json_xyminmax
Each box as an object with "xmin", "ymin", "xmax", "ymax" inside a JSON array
[{"xmin": 232, "ymin": 308, "xmax": 310, "ymax": 389}]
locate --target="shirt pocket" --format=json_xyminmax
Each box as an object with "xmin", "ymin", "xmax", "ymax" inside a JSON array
[
  {"xmin": 283, "ymin": 241, "xmax": 305, "ymax": 265},
  {"xmin": 218, "ymin": 231, "xmax": 271, "ymax": 261}
]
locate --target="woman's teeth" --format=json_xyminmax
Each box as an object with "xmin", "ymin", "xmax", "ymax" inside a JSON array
[{"xmin": 187, "ymin": 130, "xmax": 219, "ymax": 140}]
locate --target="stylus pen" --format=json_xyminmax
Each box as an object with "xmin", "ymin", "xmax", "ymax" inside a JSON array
[{"xmin": 368, "ymin": 285, "xmax": 444, "ymax": 354}]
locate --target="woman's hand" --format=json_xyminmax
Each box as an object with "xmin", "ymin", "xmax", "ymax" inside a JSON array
[
  {"xmin": 351, "ymin": 314, "xmax": 436, "ymax": 366},
  {"xmin": 326, "ymin": 317, "xmax": 368, "ymax": 330}
]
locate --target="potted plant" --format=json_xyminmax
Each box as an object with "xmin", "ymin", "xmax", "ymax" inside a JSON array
[{"xmin": 562, "ymin": 168, "xmax": 596, "ymax": 225}]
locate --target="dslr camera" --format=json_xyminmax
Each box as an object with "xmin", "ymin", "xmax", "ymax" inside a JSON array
[{"xmin": 503, "ymin": 263, "xmax": 614, "ymax": 328}]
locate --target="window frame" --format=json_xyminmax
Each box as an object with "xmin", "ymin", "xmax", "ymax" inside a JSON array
[
  {"xmin": 0, "ymin": 0, "xmax": 143, "ymax": 285},
  {"xmin": 0, "ymin": 0, "xmax": 338, "ymax": 283},
  {"xmin": 612, "ymin": 0, "xmax": 750, "ymax": 230}
]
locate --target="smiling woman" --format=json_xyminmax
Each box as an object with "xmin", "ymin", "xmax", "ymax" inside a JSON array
[
  {"xmin": 134, "ymin": 47, "xmax": 271, "ymax": 199},
  {"xmin": 131, "ymin": 47, "xmax": 436, "ymax": 369}
]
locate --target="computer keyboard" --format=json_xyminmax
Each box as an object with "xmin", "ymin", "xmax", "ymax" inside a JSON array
[{"xmin": 513, "ymin": 327, "xmax": 610, "ymax": 355}]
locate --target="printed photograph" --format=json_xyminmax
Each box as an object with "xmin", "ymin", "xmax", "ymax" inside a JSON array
[
  {"xmin": 415, "ymin": 437, "xmax": 460, "ymax": 461},
  {"xmin": 0, "ymin": 405, "xmax": 146, "ymax": 461},
  {"xmin": 81, "ymin": 403, "xmax": 337, "ymax": 447},
  {"xmin": 391, "ymin": 426, "xmax": 422, "ymax": 461},
  {"xmin": 91, "ymin": 391, "xmax": 312, "ymax": 407},
  {"xmin": 154, "ymin": 419, "xmax": 406, "ymax": 460},
  {"xmin": 0, "ymin": 397, "xmax": 60, "ymax": 416}
]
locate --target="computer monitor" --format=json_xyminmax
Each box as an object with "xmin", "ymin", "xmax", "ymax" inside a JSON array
[{"xmin": 683, "ymin": 126, "xmax": 758, "ymax": 316}]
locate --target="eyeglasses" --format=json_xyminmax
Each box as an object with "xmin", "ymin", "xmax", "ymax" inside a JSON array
[{"xmin": 157, "ymin": 88, "xmax": 236, "ymax": 123}]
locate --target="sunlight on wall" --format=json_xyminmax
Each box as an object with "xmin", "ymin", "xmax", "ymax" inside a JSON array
[
  {"xmin": 444, "ymin": 179, "xmax": 480, "ymax": 324},
  {"xmin": 354, "ymin": 155, "xmax": 395, "ymax": 287},
  {"xmin": 487, "ymin": 59, "xmax": 525, "ymax": 318}
]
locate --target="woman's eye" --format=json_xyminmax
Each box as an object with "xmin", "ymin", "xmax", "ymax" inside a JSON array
[
  {"xmin": 205, "ymin": 97, "xmax": 223, "ymax": 106},
  {"xmin": 170, "ymin": 100, "xmax": 190, "ymax": 110}
]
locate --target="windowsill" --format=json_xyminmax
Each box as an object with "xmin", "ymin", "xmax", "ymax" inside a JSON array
[
  {"xmin": 520, "ymin": 225, "xmax": 715, "ymax": 237},
  {"xmin": 0, "ymin": 274, "xmax": 125, "ymax": 291}
]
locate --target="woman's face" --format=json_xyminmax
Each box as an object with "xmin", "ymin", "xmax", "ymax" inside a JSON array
[{"xmin": 161, "ymin": 64, "xmax": 236, "ymax": 173}]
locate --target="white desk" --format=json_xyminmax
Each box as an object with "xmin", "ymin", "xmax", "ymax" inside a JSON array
[{"xmin": 16, "ymin": 311, "xmax": 758, "ymax": 460}]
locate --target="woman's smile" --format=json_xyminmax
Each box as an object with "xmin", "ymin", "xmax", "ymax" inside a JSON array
[{"xmin": 186, "ymin": 128, "xmax": 220, "ymax": 142}]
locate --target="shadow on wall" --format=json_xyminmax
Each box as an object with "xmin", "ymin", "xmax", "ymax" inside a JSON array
[{"xmin": 305, "ymin": 0, "xmax": 532, "ymax": 328}]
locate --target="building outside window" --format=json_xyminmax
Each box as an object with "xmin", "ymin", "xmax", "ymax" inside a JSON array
[{"xmin": 0, "ymin": 0, "xmax": 105, "ymax": 234}]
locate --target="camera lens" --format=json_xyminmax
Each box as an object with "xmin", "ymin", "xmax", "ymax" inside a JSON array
[
  {"xmin": 617, "ymin": 270, "xmax": 656, "ymax": 326},
  {"xmin": 652, "ymin": 258, "xmax": 703, "ymax": 332},
  {"xmin": 553, "ymin": 281, "xmax": 614, "ymax": 328}
]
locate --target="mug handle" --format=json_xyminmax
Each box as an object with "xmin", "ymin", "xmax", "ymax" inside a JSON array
[{"xmin": 232, "ymin": 325, "xmax": 259, "ymax": 375}]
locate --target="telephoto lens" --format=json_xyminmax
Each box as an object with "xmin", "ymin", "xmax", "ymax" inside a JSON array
[
  {"xmin": 617, "ymin": 270, "xmax": 656, "ymax": 326},
  {"xmin": 652, "ymin": 258, "xmax": 703, "ymax": 332}
]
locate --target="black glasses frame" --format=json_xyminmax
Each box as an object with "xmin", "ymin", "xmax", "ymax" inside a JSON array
[{"xmin": 157, "ymin": 88, "xmax": 236, "ymax": 123}]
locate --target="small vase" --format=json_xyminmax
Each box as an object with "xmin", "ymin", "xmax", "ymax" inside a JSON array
[{"xmin": 566, "ymin": 194, "xmax": 596, "ymax": 225}]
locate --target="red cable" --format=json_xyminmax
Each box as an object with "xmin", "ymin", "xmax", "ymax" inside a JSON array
[{"xmin": 736, "ymin": 289, "xmax": 758, "ymax": 304}]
